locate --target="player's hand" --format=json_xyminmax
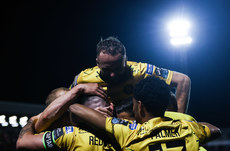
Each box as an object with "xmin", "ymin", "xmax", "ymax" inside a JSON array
[
  {"xmin": 77, "ymin": 83, "xmax": 107, "ymax": 99},
  {"xmin": 30, "ymin": 114, "xmax": 40, "ymax": 124},
  {"xmin": 95, "ymin": 105, "xmax": 113, "ymax": 117}
]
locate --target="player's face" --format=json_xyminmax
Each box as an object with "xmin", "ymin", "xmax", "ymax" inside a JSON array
[
  {"xmin": 132, "ymin": 98, "xmax": 141, "ymax": 123},
  {"xmin": 97, "ymin": 52, "xmax": 126, "ymax": 84}
]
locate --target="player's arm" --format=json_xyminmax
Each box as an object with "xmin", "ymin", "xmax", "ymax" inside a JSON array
[
  {"xmin": 35, "ymin": 83, "xmax": 107, "ymax": 133},
  {"xmin": 170, "ymin": 71, "xmax": 191, "ymax": 113},
  {"xmin": 198, "ymin": 122, "xmax": 221, "ymax": 142},
  {"xmin": 16, "ymin": 116, "xmax": 44, "ymax": 150},
  {"xmin": 69, "ymin": 103, "xmax": 106, "ymax": 131}
]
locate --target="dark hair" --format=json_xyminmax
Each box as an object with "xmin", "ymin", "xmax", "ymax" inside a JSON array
[
  {"xmin": 96, "ymin": 36, "xmax": 126, "ymax": 57},
  {"xmin": 115, "ymin": 97, "xmax": 134, "ymax": 117},
  {"xmin": 45, "ymin": 87, "xmax": 69, "ymax": 106},
  {"xmin": 133, "ymin": 76, "xmax": 170, "ymax": 117}
]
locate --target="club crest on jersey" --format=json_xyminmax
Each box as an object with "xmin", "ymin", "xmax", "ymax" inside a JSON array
[
  {"xmin": 65, "ymin": 126, "xmax": 74, "ymax": 134},
  {"xmin": 129, "ymin": 121, "xmax": 137, "ymax": 130}
]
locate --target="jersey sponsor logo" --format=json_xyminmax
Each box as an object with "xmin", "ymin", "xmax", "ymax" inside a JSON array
[
  {"xmin": 111, "ymin": 117, "xmax": 129, "ymax": 126},
  {"xmin": 129, "ymin": 121, "xmax": 137, "ymax": 130},
  {"xmin": 53, "ymin": 128, "xmax": 63, "ymax": 140},
  {"xmin": 146, "ymin": 64, "xmax": 154, "ymax": 75},
  {"xmin": 65, "ymin": 126, "xmax": 74, "ymax": 134},
  {"xmin": 44, "ymin": 132, "xmax": 55, "ymax": 149},
  {"xmin": 155, "ymin": 67, "xmax": 169, "ymax": 79}
]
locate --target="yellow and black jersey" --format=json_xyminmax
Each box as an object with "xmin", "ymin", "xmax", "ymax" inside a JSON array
[
  {"xmin": 105, "ymin": 117, "xmax": 211, "ymax": 151},
  {"xmin": 70, "ymin": 61, "xmax": 173, "ymax": 104},
  {"xmin": 165, "ymin": 111, "xmax": 197, "ymax": 122},
  {"xmin": 43, "ymin": 126, "xmax": 115, "ymax": 151}
]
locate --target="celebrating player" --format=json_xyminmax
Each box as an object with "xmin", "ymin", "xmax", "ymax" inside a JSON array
[
  {"xmin": 69, "ymin": 76, "xmax": 221, "ymax": 151},
  {"xmin": 70, "ymin": 36, "xmax": 191, "ymax": 113}
]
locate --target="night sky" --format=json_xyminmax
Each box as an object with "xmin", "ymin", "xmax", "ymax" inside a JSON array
[{"xmin": 1, "ymin": 0, "xmax": 230, "ymax": 127}]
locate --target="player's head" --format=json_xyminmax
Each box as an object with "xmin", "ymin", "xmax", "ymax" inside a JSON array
[
  {"xmin": 96, "ymin": 36, "xmax": 127, "ymax": 84},
  {"xmin": 44, "ymin": 87, "xmax": 70, "ymax": 130},
  {"xmin": 77, "ymin": 95, "xmax": 108, "ymax": 109},
  {"xmin": 115, "ymin": 98, "xmax": 135, "ymax": 120},
  {"xmin": 70, "ymin": 95, "xmax": 109, "ymax": 125},
  {"xmin": 133, "ymin": 76, "xmax": 171, "ymax": 123},
  {"xmin": 45, "ymin": 87, "xmax": 69, "ymax": 106}
]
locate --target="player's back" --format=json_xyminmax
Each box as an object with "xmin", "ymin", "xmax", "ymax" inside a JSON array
[{"xmin": 105, "ymin": 117, "xmax": 211, "ymax": 151}]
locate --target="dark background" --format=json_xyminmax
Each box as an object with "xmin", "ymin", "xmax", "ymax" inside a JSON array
[{"xmin": 1, "ymin": 0, "xmax": 230, "ymax": 127}]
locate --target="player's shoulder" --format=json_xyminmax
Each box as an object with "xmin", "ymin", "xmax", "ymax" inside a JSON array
[
  {"xmin": 127, "ymin": 61, "xmax": 148, "ymax": 66},
  {"xmin": 165, "ymin": 111, "xmax": 197, "ymax": 122},
  {"xmin": 108, "ymin": 117, "xmax": 138, "ymax": 130},
  {"xmin": 53, "ymin": 126, "xmax": 77, "ymax": 137},
  {"xmin": 80, "ymin": 65, "xmax": 100, "ymax": 74},
  {"xmin": 127, "ymin": 61, "xmax": 156, "ymax": 75}
]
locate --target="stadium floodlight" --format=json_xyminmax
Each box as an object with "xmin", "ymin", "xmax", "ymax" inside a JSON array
[
  {"xmin": 168, "ymin": 19, "xmax": 192, "ymax": 46},
  {"xmin": 0, "ymin": 115, "xmax": 6, "ymax": 123},
  {"xmin": 0, "ymin": 115, "xmax": 8, "ymax": 127},
  {"xmin": 1, "ymin": 122, "xmax": 8, "ymax": 127},
  {"xmin": 19, "ymin": 116, "xmax": 28, "ymax": 127},
  {"xmin": 9, "ymin": 115, "xmax": 18, "ymax": 126},
  {"xmin": 170, "ymin": 37, "xmax": 192, "ymax": 45}
]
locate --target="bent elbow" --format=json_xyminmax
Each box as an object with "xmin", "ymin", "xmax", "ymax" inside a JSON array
[
  {"xmin": 183, "ymin": 75, "xmax": 191, "ymax": 89},
  {"xmin": 16, "ymin": 139, "xmax": 23, "ymax": 150}
]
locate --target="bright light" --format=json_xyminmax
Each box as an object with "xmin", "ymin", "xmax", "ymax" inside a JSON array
[
  {"xmin": 9, "ymin": 115, "xmax": 19, "ymax": 127},
  {"xmin": 168, "ymin": 19, "xmax": 192, "ymax": 46},
  {"xmin": 171, "ymin": 37, "xmax": 192, "ymax": 45},
  {"xmin": 1, "ymin": 122, "xmax": 9, "ymax": 127},
  {"xmin": 168, "ymin": 20, "xmax": 190, "ymax": 31},
  {"xmin": 19, "ymin": 116, "xmax": 28, "ymax": 127},
  {"xmin": 0, "ymin": 115, "xmax": 6, "ymax": 123}
]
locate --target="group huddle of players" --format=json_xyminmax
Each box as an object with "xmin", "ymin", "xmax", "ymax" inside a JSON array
[{"xmin": 16, "ymin": 37, "xmax": 221, "ymax": 151}]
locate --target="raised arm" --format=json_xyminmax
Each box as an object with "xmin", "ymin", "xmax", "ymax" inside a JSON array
[
  {"xmin": 16, "ymin": 116, "xmax": 44, "ymax": 150},
  {"xmin": 170, "ymin": 71, "xmax": 191, "ymax": 113},
  {"xmin": 35, "ymin": 83, "xmax": 107, "ymax": 133},
  {"xmin": 69, "ymin": 103, "xmax": 106, "ymax": 131}
]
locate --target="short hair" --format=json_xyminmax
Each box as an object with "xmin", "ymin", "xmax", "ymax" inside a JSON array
[
  {"xmin": 133, "ymin": 76, "xmax": 170, "ymax": 117},
  {"xmin": 45, "ymin": 87, "xmax": 69, "ymax": 106},
  {"xmin": 115, "ymin": 97, "xmax": 134, "ymax": 118},
  {"xmin": 96, "ymin": 36, "xmax": 126, "ymax": 57},
  {"xmin": 77, "ymin": 95, "xmax": 107, "ymax": 109}
]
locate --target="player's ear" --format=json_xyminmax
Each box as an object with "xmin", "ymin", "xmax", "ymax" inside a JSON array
[
  {"xmin": 96, "ymin": 58, "xmax": 99, "ymax": 66},
  {"xmin": 137, "ymin": 101, "xmax": 142, "ymax": 112}
]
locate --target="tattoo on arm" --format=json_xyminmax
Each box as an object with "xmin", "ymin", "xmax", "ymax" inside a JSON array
[{"xmin": 18, "ymin": 119, "xmax": 35, "ymax": 138}]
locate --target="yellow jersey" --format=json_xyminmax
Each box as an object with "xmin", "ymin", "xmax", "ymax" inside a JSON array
[
  {"xmin": 70, "ymin": 61, "xmax": 173, "ymax": 104},
  {"xmin": 105, "ymin": 117, "xmax": 211, "ymax": 151},
  {"xmin": 43, "ymin": 126, "xmax": 115, "ymax": 151},
  {"xmin": 165, "ymin": 111, "xmax": 197, "ymax": 121}
]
